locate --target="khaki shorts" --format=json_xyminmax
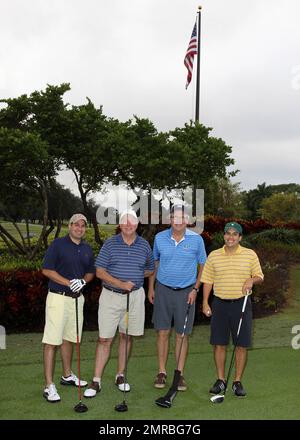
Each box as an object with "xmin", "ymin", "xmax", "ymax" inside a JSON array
[
  {"xmin": 98, "ymin": 287, "xmax": 145, "ymax": 338},
  {"xmin": 42, "ymin": 291, "xmax": 85, "ymax": 345}
]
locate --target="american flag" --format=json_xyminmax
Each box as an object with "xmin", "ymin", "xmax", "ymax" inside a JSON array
[{"xmin": 184, "ymin": 22, "xmax": 197, "ymax": 89}]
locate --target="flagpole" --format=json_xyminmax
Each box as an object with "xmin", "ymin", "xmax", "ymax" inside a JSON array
[{"xmin": 195, "ymin": 6, "xmax": 202, "ymax": 122}]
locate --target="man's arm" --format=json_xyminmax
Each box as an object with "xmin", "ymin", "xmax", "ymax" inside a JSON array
[
  {"xmin": 242, "ymin": 275, "xmax": 263, "ymax": 294},
  {"xmin": 42, "ymin": 269, "xmax": 71, "ymax": 287},
  {"xmin": 202, "ymin": 283, "xmax": 213, "ymax": 317},
  {"xmin": 83, "ymin": 273, "xmax": 95, "ymax": 284},
  {"xmin": 42, "ymin": 269, "xmax": 95, "ymax": 289},
  {"xmin": 147, "ymin": 261, "xmax": 159, "ymax": 304},
  {"xmin": 144, "ymin": 269, "xmax": 155, "ymax": 278},
  {"xmin": 187, "ymin": 263, "xmax": 205, "ymax": 305},
  {"xmin": 96, "ymin": 267, "xmax": 135, "ymax": 292}
]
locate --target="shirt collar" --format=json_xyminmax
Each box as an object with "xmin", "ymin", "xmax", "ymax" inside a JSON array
[
  {"xmin": 66, "ymin": 234, "xmax": 83, "ymax": 246},
  {"xmin": 222, "ymin": 244, "xmax": 242, "ymax": 255},
  {"xmin": 117, "ymin": 232, "xmax": 139, "ymax": 245}
]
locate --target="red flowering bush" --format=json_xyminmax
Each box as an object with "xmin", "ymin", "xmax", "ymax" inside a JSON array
[
  {"xmin": 0, "ymin": 270, "xmax": 103, "ymax": 332},
  {"xmin": 0, "ymin": 270, "xmax": 48, "ymax": 332}
]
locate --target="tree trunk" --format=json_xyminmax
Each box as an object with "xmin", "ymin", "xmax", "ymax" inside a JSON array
[
  {"xmin": 71, "ymin": 168, "xmax": 102, "ymax": 245},
  {"xmin": 0, "ymin": 230, "xmax": 17, "ymax": 256},
  {"xmin": 54, "ymin": 219, "xmax": 62, "ymax": 239},
  {"xmin": 30, "ymin": 179, "xmax": 49, "ymax": 260},
  {"xmin": 0, "ymin": 223, "xmax": 27, "ymax": 255}
]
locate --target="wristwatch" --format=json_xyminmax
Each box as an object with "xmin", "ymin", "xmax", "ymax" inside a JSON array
[{"xmin": 192, "ymin": 286, "xmax": 199, "ymax": 293}]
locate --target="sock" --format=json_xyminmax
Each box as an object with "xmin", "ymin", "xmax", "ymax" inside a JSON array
[{"xmin": 93, "ymin": 377, "xmax": 101, "ymax": 383}]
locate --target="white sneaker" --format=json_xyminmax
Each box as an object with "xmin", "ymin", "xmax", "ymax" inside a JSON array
[
  {"xmin": 83, "ymin": 380, "xmax": 101, "ymax": 398},
  {"xmin": 60, "ymin": 372, "xmax": 88, "ymax": 387},
  {"xmin": 115, "ymin": 374, "xmax": 131, "ymax": 392},
  {"xmin": 43, "ymin": 383, "xmax": 61, "ymax": 403}
]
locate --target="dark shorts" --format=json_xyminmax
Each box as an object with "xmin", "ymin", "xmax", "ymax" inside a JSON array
[
  {"xmin": 210, "ymin": 296, "xmax": 252, "ymax": 347},
  {"xmin": 152, "ymin": 280, "xmax": 195, "ymax": 334}
]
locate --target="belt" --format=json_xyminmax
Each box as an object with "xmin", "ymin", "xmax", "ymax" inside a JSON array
[
  {"xmin": 216, "ymin": 296, "xmax": 243, "ymax": 303},
  {"xmin": 49, "ymin": 289, "xmax": 81, "ymax": 299},
  {"xmin": 104, "ymin": 286, "xmax": 137, "ymax": 295},
  {"xmin": 162, "ymin": 283, "xmax": 193, "ymax": 291}
]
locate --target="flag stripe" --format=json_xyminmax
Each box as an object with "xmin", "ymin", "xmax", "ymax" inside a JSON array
[{"xmin": 184, "ymin": 22, "xmax": 197, "ymax": 89}]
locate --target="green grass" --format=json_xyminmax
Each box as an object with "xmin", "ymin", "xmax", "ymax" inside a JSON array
[
  {"xmin": 1, "ymin": 267, "xmax": 300, "ymax": 420},
  {"xmin": 0, "ymin": 222, "xmax": 115, "ymax": 269},
  {"xmin": 0, "ymin": 222, "xmax": 116, "ymax": 246}
]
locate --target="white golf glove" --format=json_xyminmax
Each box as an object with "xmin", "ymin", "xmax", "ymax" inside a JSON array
[{"xmin": 70, "ymin": 278, "xmax": 86, "ymax": 292}]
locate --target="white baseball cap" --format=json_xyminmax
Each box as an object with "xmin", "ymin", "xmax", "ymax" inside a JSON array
[{"xmin": 119, "ymin": 210, "xmax": 138, "ymax": 224}]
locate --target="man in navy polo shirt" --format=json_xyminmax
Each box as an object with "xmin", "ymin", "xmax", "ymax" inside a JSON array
[
  {"xmin": 84, "ymin": 210, "xmax": 155, "ymax": 398},
  {"xmin": 42, "ymin": 213, "xmax": 95, "ymax": 403},
  {"xmin": 148, "ymin": 205, "xmax": 207, "ymax": 391}
]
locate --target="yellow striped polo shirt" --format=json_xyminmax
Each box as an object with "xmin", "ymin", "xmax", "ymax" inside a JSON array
[{"xmin": 200, "ymin": 245, "xmax": 264, "ymax": 299}]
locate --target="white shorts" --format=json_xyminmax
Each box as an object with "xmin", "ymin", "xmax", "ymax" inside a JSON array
[
  {"xmin": 42, "ymin": 291, "xmax": 84, "ymax": 345},
  {"xmin": 98, "ymin": 287, "xmax": 145, "ymax": 338}
]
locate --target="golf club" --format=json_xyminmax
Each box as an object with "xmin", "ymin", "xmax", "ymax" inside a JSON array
[
  {"xmin": 210, "ymin": 291, "xmax": 251, "ymax": 404},
  {"xmin": 155, "ymin": 303, "xmax": 191, "ymax": 408},
  {"xmin": 115, "ymin": 291, "xmax": 130, "ymax": 412},
  {"xmin": 74, "ymin": 295, "xmax": 88, "ymax": 413}
]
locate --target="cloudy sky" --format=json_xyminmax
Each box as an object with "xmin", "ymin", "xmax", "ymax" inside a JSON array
[{"xmin": 1, "ymin": 0, "xmax": 300, "ymax": 200}]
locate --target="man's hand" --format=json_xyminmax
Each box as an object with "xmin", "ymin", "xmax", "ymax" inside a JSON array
[
  {"xmin": 70, "ymin": 278, "xmax": 86, "ymax": 292},
  {"xmin": 202, "ymin": 301, "xmax": 212, "ymax": 317},
  {"xmin": 187, "ymin": 289, "xmax": 197, "ymax": 305},
  {"xmin": 242, "ymin": 278, "xmax": 253, "ymax": 295},
  {"xmin": 148, "ymin": 287, "xmax": 155, "ymax": 304},
  {"xmin": 121, "ymin": 281, "xmax": 135, "ymax": 292}
]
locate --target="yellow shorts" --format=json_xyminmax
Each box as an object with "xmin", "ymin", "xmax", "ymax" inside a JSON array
[
  {"xmin": 42, "ymin": 291, "xmax": 85, "ymax": 345},
  {"xmin": 98, "ymin": 287, "xmax": 145, "ymax": 338}
]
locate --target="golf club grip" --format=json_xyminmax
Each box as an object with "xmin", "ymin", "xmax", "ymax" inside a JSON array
[
  {"xmin": 241, "ymin": 292, "xmax": 250, "ymax": 313},
  {"xmin": 237, "ymin": 294, "xmax": 249, "ymax": 336},
  {"xmin": 181, "ymin": 303, "xmax": 191, "ymax": 337}
]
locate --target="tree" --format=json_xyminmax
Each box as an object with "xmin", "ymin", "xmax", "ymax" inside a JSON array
[
  {"xmin": 204, "ymin": 178, "xmax": 248, "ymax": 218},
  {"xmin": 60, "ymin": 100, "xmax": 116, "ymax": 243},
  {"xmin": 259, "ymin": 193, "xmax": 300, "ymax": 223},
  {"xmin": 243, "ymin": 182, "xmax": 273, "ymax": 219},
  {"xmin": 112, "ymin": 118, "xmax": 235, "ymax": 209},
  {"xmin": 0, "ymin": 84, "xmax": 113, "ymax": 244},
  {"xmin": 0, "ymin": 128, "xmax": 56, "ymax": 258}
]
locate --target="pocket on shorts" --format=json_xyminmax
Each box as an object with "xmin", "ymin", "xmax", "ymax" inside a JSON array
[{"xmin": 47, "ymin": 292, "xmax": 62, "ymax": 309}]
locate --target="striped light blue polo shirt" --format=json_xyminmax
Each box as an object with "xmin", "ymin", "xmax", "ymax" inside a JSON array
[
  {"xmin": 153, "ymin": 228, "xmax": 207, "ymax": 288},
  {"xmin": 95, "ymin": 233, "xmax": 155, "ymax": 291}
]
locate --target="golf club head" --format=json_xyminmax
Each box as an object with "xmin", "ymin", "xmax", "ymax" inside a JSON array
[
  {"xmin": 155, "ymin": 396, "xmax": 172, "ymax": 408},
  {"xmin": 74, "ymin": 402, "xmax": 88, "ymax": 413},
  {"xmin": 115, "ymin": 401, "xmax": 128, "ymax": 412},
  {"xmin": 210, "ymin": 394, "xmax": 225, "ymax": 404}
]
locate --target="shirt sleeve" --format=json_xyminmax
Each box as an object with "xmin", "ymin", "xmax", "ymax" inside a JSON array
[
  {"xmin": 145, "ymin": 243, "xmax": 155, "ymax": 271},
  {"xmin": 153, "ymin": 236, "xmax": 160, "ymax": 261},
  {"xmin": 197, "ymin": 236, "xmax": 207, "ymax": 265},
  {"xmin": 200, "ymin": 255, "xmax": 214, "ymax": 284},
  {"xmin": 42, "ymin": 240, "xmax": 58, "ymax": 270},
  {"xmin": 95, "ymin": 241, "xmax": 110, "ymax": 270},
  {"xmin": 250, "ymin": 253, "xmax": 264, "ymax": 280}
]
